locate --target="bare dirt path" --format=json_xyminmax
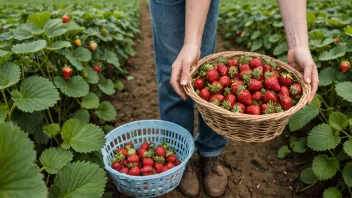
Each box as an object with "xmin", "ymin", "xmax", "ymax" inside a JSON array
[{"xmin": 109, "ymin": 1, "xmax": 320, "ymax": 197}]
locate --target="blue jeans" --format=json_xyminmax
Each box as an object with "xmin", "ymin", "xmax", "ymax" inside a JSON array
[{"xmin": 150, "ymin": 0, "xmax": 227, "ymax": 157}]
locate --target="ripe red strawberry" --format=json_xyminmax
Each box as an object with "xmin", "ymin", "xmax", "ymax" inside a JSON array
[
  {"xmin": 116, "ymin": 148, "xmax": 128, "ymax": 157},
  {"xmin": 138, "ymin": 149, "xmax": 147, "ymax": 159},
  {"xmin": 125, "ymin": 142, "xmax": 134, "ymax": 148},
  {"xmin": 175, "ymin": 159, "xmax": 181, "ymax": 166},
  {"xmin": 224, "ymin": 94, "xmax": 236, "ymax": 107},
  {"xmin": 89, "ymin": 41, "xmax": 97, "ymax": 51},
  {"xmin": 227, "ymin": 59, "xmax": 239, "ymax": 67},
  {"xmin": 240, "ymin": 64, "xmax": 251, "ymax": 72},
  {"xmin": 93, "ymin": 65, "xmax": 100, "ymax": 73},
  {"xmin": 263, "ymin": 64, "xmax": 272, "ymax": 72},
  {"xmin": 277, "ymin": 67, "xmax": 284, "ymax": 72},
  {"xmin": 127, "ymin": 154, "xmax": 140, "ymax": 164},
  {"xmin": 128, "ymin": 166, "xmax": 141, "ymax": 176},
  {"xmin": 251, "ymin": 91, "xmax": 262, "ymax": 101},
  {"xmin": 249, "ymin": 58, "xmax": 262, "ymax": 69},
  {"xmin": 62, "ymin": 15, "xmax": 70, "ymax": 23},
  {"xmin": 209, "ymin": 81, "xmax": 224, "ymax": 93},
  {"xmin": 209, "ymin": 94, "xmax": 225, "ymax": 103},
  {"xmin": 141, "ymin": 166, "xmax": 154, "ymax": 176},
  {"xmin": 237, "ymin": 86, "xmax": 252, "ymax": 105},
  {"xmin": 217, "ymin": 64, "xmax": 229, "ymax": 76},
  {"xmin": 140, "ymin": 142, "xmax": 149, "ymax": 150},
  {"xmin": 161, "ymin": 166, "xmax": 170, "ymax": 173},
  {"xmin": 120, "ymin": 167, "xmax": 129, "ymax": 174},
  {"xmin": 263, "ymin": 91, "xmax": 278, "ymax": 103},
  {"xmin": 264, "ymin": 72, "xmax": 280, "ymax": 91},
  {"xmin": 167, "ymin": 154, "xmax": 177, "ymax": 163},
  {"xmin": 290, "ymin": 83, "xmax": 302, "ymax": 96},
  {"xmin": 245, "ymin": 104, "xmax": 261, "ymax": 115},
  {"xmin": 228, "ymin": 66, "xmax": 238, "ymax": 78},
  {"xmin": 112, "ymin": 161, "xmax": 122, "ymax": 171},
  {"xmin": 62, "ymin": 66, "xmax": 73, "ymax": 80},
  {"xmin": 278, "ymin": 73, "xmax": 292, "ymax": 87},
  {"xmin": 239, "ymin": 70, "xmax": 252, "ymax": 80},
  {"xmin": 231, "ymin": 80, "xmax": 245, "ymax": 94},
  {"xmin": 155, "ymin": 146, "xmax": 166, "ymax": 159},
  {"xmin": 247, "ymin": 79, "xmax": 263, "ymax": 91},
  {"xmin": 280, "ymin": 96, "xmax": 292, "ymax": 110},
  {"xmin": 199, "ymin": 88, "xmax": 211, "ymax": 101},
  {"xmin": 206, "ymin": 69, "xmax": 219, "ymax": 83},
  {"xmin": 194, "ymin": 78, "xmax": 205, "ymax": 89},
  {"xmin": 121, "ymin": 159, "xmax": 128, "ymax": 166},
  {"xmin": 233, "ymin": 102, "xmax": 245, "ymax": 113},
  {"xmin": 261, "ymin": 104, "xmax": 267, "ymax": 114},
  {"xmin": 154, "ymin": 163, "xmax": 164, "ymax": 173},
  {"xmin": 273, "ymin": 70, "xmax": 279, "ymax": 78},
  {"xmin": 143, "ymin": 157, "xmax": 155, "ymax": 166},
  {"xmin": 340, "ymin": 61, "xmax": 350, "ymax": 72},
  {"xmin": 74, "ymin": 39, "xmax": 81, "ymax": 47},
  {"xmin": 219, "ymin": 76, "xmax": 232, "ymax": 87},
  {"xmin": 166, "ymin": 162, "xmax": 175, "ymax": 169},
  {"xmin": 279, "ymin": 86, "xmax": 290, "ymax": 98}
]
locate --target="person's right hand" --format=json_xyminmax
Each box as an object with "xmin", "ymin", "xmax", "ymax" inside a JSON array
[{"xmin": 170, "ymin": 44, "xmax": 201, "ymax": 101}]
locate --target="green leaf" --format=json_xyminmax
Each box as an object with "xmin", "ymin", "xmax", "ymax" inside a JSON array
[
  {"xmin": 0, "ymin": 62, "xmax": 20, "ymax": 89},
  {"xmin": 292, "ymin": 137, "xmax": 307, "ymax": 153},
  {"xmin": 306, "ymin": 11, "xmax": 316, "ymax": 25},
  {"xmin": 318, "ymin": 44, "xmax": 346, "ymax": 61},
  {"xmin": 310, "ymin": 38, "xmax": 334, "ymax": 48},
  {"xmin": 0, "ymin": 105, "xmax": 7, "ymax": 122},
  {"xmin": 74, "ymin": 47, "xmax": 92, "ymax": 62},
  {"xmin": 12, "ymin": 111, "xmax": 43, "ymax": 135},
  {"xmin": 46, "ymin": 26, "xmax": 67, "ymax": 38},
  {"xmin": 273, "ymin": 42, "xmax": 288, "ymax": 56},
  {"xmin": 263, "ymin": 34, "xmax": 272, "ymax": 49},
  {"xmin": 11, "ymin": 76, "xmax": 60, "ymax": 113},
  {"xmin": 33, "ymin": 124, "xmax": 49, "ymax": 145},
  {"xmin": 345, "ymin": 27, "xmax": 352, "ymax": 37},
  {"xmin": 106, "ymin": 51, "xmax": 120, "ymax": 69},
  {"xmin": 329, "ymin": 18, "xmax": 349, "ymax": 28},
  {"xmin": 13, "ymin": 24, "xmax": 43, "ymax": 40},
  {"xmin": 343, "ymin": 163, "xmax": 352, "ymax": 187},
  {"xmin": 300, "ymin": 168, "xmax": 317, "ymax": 184},
  {"xmin": 81, "ymin": 92, "xmax": 99, "ymax": 109},
  {"xmin": 64, "ymin": 52, "xmax": 83, "ymax": 70},
  {"xmin": 349, "ymin": 119, "xmax": 352, "ymax": 133},
  {"xmin": 12, "ymin": 40, "xmax": 47, "ymax": 54},
  {"xmin": 277, "ymin": 145, "xmax": 291, "ymax": 159},
  {"xmin": 269, "ymin": 34, "xmax": 281, "ymax": 43},
  {"xmin": 329, "ymin": 112, "xmax": 348, "ymax": 131},
  {"xmin": 71, "ymin": 109, "xmax": 90, "ymax": 124},
  {"xmin": 47, "ymin": 41, "xmax": 71, "ymax": 51},
  {"xmin": 250, "ymin": 39, "xmax": 262, "ymax": 52},
  {"xmin": 60, "ymin": 119, "xmax": 105, "ymax": 153},
  {"xmin": 310, "ymin": 30, "xmax": 325, "ymax": 40},
  {"xmin": 308, "ymin": 124, "xmax": 341, "ymax": 151},
  {"xmin": 289, "ymin": 105, "xmax": 319, "ymax": 131},
  {"xmin": 0, "ymin": 32, "xmax": 14, "ymax": 41},
  {"xmin": 75, "ymin": 151, "xmax": 104, "ymax": 168},
  {"xmin": 0, "ymin": 50, "xmax": 13, "ymax": 65},
  {"xmin": 98, "ymin": 79, "xmax": 115, "ymax": 95},
  {"xmin": 312, "ymin": 154, "xmax": 339, "ymax": 181},
  {"xmin": 28, "ymin": 12, "xmax": 51, "ymax": 29},
  {"xmin": 310, "ymin": 96, "xmax": 321, "ymax": 109},
  {"xmin": 40, "ymin": 147, "xmax": 73, "ymax": 174},
  {"xmin": 344, "ymin": 140, "xmax": 352, "ymax": 157},
  {"xmin": 95, "ymin": 101, "xmax": 116, "ymax": 121},
  {"xmin": 54, "ymin": 76, "xmax": 89, "ymax": 98},
  {"xmin": 250, "ymin": 30, "xmax": 261, "ymax": 40},
  {"xmin": 0, "ymin": 122, "xmax": 47, "ymax": 197},
  {"xmin": 43, "ymin": 123, "xmax": 60, "ymax": 138},
  {"xmin": 114, "ymin": 80, "xmax": 124, "ymax": 91},
  {"xmin": 336, "ymin": 82, "xmax": 352, "ymax": 102},
  {"xmin": 319, "ymin": 67, "xmax": 337, "ymax": 86},
  {"xmin": 50, "ymin": 161, "xmax": 106, "ymax": 198},
  {"xmin": 323, "ymin": 187, "xmax": 342, "ymax": 198},
  {"xmin": 83, "ymin": 67, "xmax": 99, "ymax": 84}
]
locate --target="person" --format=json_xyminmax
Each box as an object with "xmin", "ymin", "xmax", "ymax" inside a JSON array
[{"xmin": 149, "ymin": 0, "xmax": 319, "ymax": 197}]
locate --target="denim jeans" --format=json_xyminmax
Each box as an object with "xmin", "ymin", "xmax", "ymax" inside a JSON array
[{"xmin": 149, "ymin": 0, "xmax": 227, "ymax": 157}]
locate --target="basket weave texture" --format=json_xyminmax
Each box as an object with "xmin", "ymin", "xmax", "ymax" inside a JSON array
[{"xmin": 183, "ymin": 51, "xmax": 311, "ymax": 142}]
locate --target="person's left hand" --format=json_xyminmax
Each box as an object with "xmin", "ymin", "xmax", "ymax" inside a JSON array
[{"xmin": 287, "ymin": 46, "xmax": 319, "ymax": 104}]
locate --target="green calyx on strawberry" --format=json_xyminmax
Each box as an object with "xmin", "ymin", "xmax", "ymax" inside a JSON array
[
  {"xmin": 252, "ymin": 68, "xmax": 262, "ymax": 80},
  {"xmin": 340, "ymin": 61, "xmax": 350, "ymax": 73},
  {"xmin": 127, "ymin": 148, "xmax": 137, "ymax": 156},
  {"xmin": 62, "ymin": 65, "xmax": 73, "ymax": 80},
  {"xmin": 209, "ymin": 94, "xmax": 224, "ymax": 104},
  {"xmin": 224, "ymin": 87, "xmax": 231, "ymax": 95},
  {"xmin": 153, "ymin": 156, "xmax": 165, "ymax": 163},
  {"xmin": 289, "ymin": 83, "xmax": 302, "ymax": 96},
  {"xmin": 113, "ymin": 152, "xmax": 125, "ymax": 163},
  {"xmin": 208, "ymin": 81, "xmax": 224, "ymax": 94},
  {"xmin": 233, "ymin": 102, "xmax": 245, "ymax": 113},
  {"xmin": 221, "ymin": 100, "xmax": 232, "ymax": 110},
  {"xmin": 228, "ymin": 66, "xmax": 238, "ymax": 78},
  {"xmin": 201, "ymin": 63, "xmax": 214, "ymax": 71},
  {"xmin": 240, "ymin": 55, "xmax": 251, "ymax": 64},
  {"xmin": 262, "ymin": 58, "xmax": 278, "ymax": 70}
]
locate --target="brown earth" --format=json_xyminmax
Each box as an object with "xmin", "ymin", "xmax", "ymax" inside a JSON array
[{"xmin": 108, "ymin": 1, "xmax": 322, "ymax": 197}]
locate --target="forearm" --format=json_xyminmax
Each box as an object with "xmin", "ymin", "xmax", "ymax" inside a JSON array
[
  {"xmin": 277, "ymin": 0, "xmax": 308, "ymax": 49},
  {"xmin": 184, "ymin": 0, "xmax": 211, "ymax": 48}
]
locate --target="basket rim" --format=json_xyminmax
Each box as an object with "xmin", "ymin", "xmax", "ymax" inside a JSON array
[
  {"xmin": 183, "ymin": 51, "xmax": 311, "ymax": 120},
  {"xmin": 101, "ymin": 119, "xmax": 195, "ymax": 181}
]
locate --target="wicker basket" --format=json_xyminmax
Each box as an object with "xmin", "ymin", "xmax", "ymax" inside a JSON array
[{"xmin": 183, "ymin": 51, "xmax": 311, "ymax": 142}]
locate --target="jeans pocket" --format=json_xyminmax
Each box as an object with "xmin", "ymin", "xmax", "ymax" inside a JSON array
[{"xmin": 153, "ymin": 0, "xmax": 185, "ymax": 5}]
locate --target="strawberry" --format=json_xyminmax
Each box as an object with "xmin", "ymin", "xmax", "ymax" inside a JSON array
[
  {"xmin": 161, "ymin": 166, "xmax": 170, "ymax": 173},
  {"xmin": 263, "ymin": 91, "xmax": 278, "ymax": 103},
  {"xmin": 167, "ymin": 154, "xmax": 177, "ymax": 163},
  {"xmin": 261, "ymin": 104, "xmax": 267, "ymax": 114},
  {"xmin": 112, "ymin": 161, "xmax": 122, "ymax": 171},
  {"xmin": 199, "ymin": 88, "xmax": 211, "ymax": 101},
  {"xmin": 166, "ymin": 162, "xmax": 175, "ymax": 169},
  {"xmin": 154, "ymin": 163, "xmax": 164, "ymax": 173},
  {"xmin": 228, "ymin": 66, "xmax": 238, "ymax": 78},
  {"xmin": 290, "ymin": 83, "xmax": 302, "ymax": 96},
  {"xmin": 245, "ymin": 104, "xmax": 261, "ymax": 115},
  {"xmin": 209, "ymin": 94, "xmax": 225, "ymax": 104},
  {"xmin": 128, "ymin": 166, "xmax": 141, "ymax": 176},
  {"xmin": 264, "ymin": 72, "xmax": 280, "ymax": 91},
  {"xmin": 206, "ymin": 69, "xmax": 219, "ymax": 83},
  {"xmin": 279, "ymin": 86, "xmax": 290, "ymax": 98},
  {"xmin": 237, "ymin": 85, "xmax": 252, "ymax": 105},
  {"xmin": 227, "ymin": 59, "xmax": 239, "ymax": 67},
  {"xmin": 251, "ymin": 91, "xmax": 262, "ymax": 101},
  {"xmin": 239, "ymin": 70, "xmax": 252, "ymax": 80},
  {"xmin": 334, "ymin": 37, "xmax": 340, "ymax": 45},
  {"xmin": 74, "ymin": 39, "xmax": 81, "ymax": 47},
  {"xmin": 127, "ymin": 148, "xmax": 136, "ymax": 156},
  {"xmin": 280, "ymin": 96, "xmax": 292, "ymax": 110},
  {"xmin": 143, "ymin": 157, "xmax": 155, "ymax": 167},
  {"xmin": 62, "ymin": 66, "xmax": 73, "ymax": 80},
  {"xmin": 127, "ymin": 154, "xmax": 140, "ymax": 164},
  {"xmin": 116, "ymin": 148, "xmax": 128, "ymax": 157},
  {"xmin": 121, "ymin": 159, "xmax": 128, "ymax": 166},
  {"xmin": 261, "ymin": 101, "xmax": 275, "ymax": 114},
  {"xmin": 126, "ymin": 58, "xmax": 132, "ymax": 65},
  {"xmin": 233, "ymin": 102, "xmax": 245, "ymax": 113},
  {"xmin": 340, "ymin": 61, "xmax": 350, "ymax": 72},
  {"xmin": 140, "ymin": 166, "xmax": 154, "ymax": 176},
  {"xmin": 224, "ymin": 94, "xmax": 236, "ymax": 107},
  {"xmin": 278, "ymin": 73, "xmax": 292, "ymax": 87},
  {"xmin": 231, "ymin": 80, "xmax": 245, "ymax": 94},
  {"xmin": 194, "ymin": 78, "xmax": 205, "ymax": 90},
  {"xmin": 219, "ymin": 76, "xmax": 232, "ymax": 87},
  {"xmin": 155, "ymin": 146, "xmax": 166, "ymax": 159},
  {"xmin": 89, "ymin": 41, "xmax": 97, "ymax": 51},
  {"xmin": 125, "ymin": 142, "xmax": 134, "ymax": 148},
  {"xmin": 252, "ymin": 66, "xmax": 264, "ymax": 80},
  {"xmin": 240, "ymin": 64, "xmax": 251, "ymax": 72},
  {"xmin": 249, "ymin": 58, "xmax": 262, "ymax": 69},
  {"xmin": 93, "ymin": 65, "xmax": 101, "ymax": 73},
  {"xmin": 62, "ymin": 15, "xmax": 70, "ymax": 23},
  {"xmin": 273, "ymin": 70, "xmax": 279, "ymax": 78},
  {"xmin": 140, "ymin": 142, "xmax": 150, "ymax": 150},
  {"xmin": 101, "ymin": 28, "xmax": 109, "ymax": 36},
  {"xmin": 175, "ymin": 159, "xmax": 181, "ymax": 166},
  {"xmin": 263, "ymin": 64, "xmax": 272, "ymax": 72},
  {"xmin": 120, "ymin": 167, "xmax": 129, "ymax": 174},
  {"xmin": 276, "ymin": 67, "xmax": 284, "ymax": 72},
  {"xmin": 209, "ymin": 81, "xmax": 224, "ymax": 93},
  {"xmin": 247, "ymin": 79, "xmax": 263, "ymax": 91},
  {"xmin": 138, "ymin": 149, "xmax": 147, "ymax": 159},
  {"xmin": 217, "ymin": 64, "xmax": 229, "ymax": 76}
]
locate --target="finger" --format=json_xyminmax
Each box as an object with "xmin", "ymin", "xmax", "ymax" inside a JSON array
[
  {"xmin": 180, "ymin": 60, "xmax": 192, "ymax": 86},
  {"xmin": 303, "ymin": 62, "xmax": 313, "ymax": 84},
  {"xmin": 171, "ymin": 60, "xmax": 187, "ymax": 100},
  {"xmin": 308, "ymin": 67, "xmax": 319, "ymax": 104}
]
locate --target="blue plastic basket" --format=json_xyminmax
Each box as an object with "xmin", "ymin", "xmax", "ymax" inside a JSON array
[{"xmin": 101, "ymin": 120, "xmax": 195, "ymax": 197}]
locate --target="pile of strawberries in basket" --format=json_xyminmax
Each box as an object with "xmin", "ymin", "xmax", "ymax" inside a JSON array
[
  {"xmin": 111, "ymin": 142, "xmax": 181, "ymax": 176},
  {"xmin": 193, "ymin": 56, "xmax": 303, "ymax": 115}
]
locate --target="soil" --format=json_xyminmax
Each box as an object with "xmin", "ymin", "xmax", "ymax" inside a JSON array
[{"xmin": 108, "ymin": 1, "xmax": 322, "ymax": 197}]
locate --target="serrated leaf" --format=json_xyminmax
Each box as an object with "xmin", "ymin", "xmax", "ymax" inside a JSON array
[
  {"xmin": 319, "ymin": 67, "xmax": 337, "ymax": 86},
  {"xmin": 106, "ymin": 51, "xmax": 120, "ymax": 69},
  {"xmin": 292, "ymin": 137, "xmax": 307, "ymax": 153},
  {"xmin": 74, "ymin": 47, "xmax": 91, "ymax": 62},
  {"xmin": 336, "ymin": 82, "xmax": 352, "ymax": 102},
  {"xmin": 81, "ymin": 92, "xmax": 99, "ymax": 109},
  {"xmin": 13, "ymin": 24, "xmax": 43, "ymax": 40},
  {"xmin": 12, "ymin": 111, "xmax": 43, "ymax": 135},
  {"xmin": 71, "ymin": 109, "xmax": 90, "ymax": 124},
  {"xmin": 273, "ymin": 42, "xmax": 288, "ymax": 56},
  {"xmin": 0, "ymin": 62, "xmax": 20, "ymax": 89},
  {"xmin": 250, "ymin": 30, "xmax": 261, "ymax": 40},
  {"xmin": 300, "ymin": 167, "xmax": 317, "ymax": 184},
  {"xmin": 33, "ymin": 124, "xmax": 49, "ymax": 145},
  {"xmin": 0, "ymin": 32, "xmax": 13, "ymax": 41},
  {"xmin": 343, "ymin": 163, "xmax": 352, "ymax": 187},
  {"xmin": 329, "ymin": 112, "xmax": 348, "ymax": 131},
  {"xmin": 307, "ymin": 11, "xmax": 316, "ymax": 25},
  {"xmin": 46, "ymin": 26, "xmax": 67, "ymax": 38},
  {"xmin": 0, "ymin": 122, "xmax": 47, "ymax": 197},
  {"xmin": 310, "ymin": 38, "xmax": 334, "ymax": 48},
  {"xmin": 345, "ymin": 27, "xmax": 352, "ymax": 37},
  {"xmin": 50, "ymin": 161, "xmax": 106, "ymax": 198},
  {"xmin": 310, "ymin": 30, "xmax": 325, "ymax": 40},
  {"xmin": 310, "ymin": 96, "xmax": 321, "ymax": 109},
  {"xmin": 54, "ymin": 76, "xmax": 89, "ymax": 98},
  {"xmin": 47, "ymin": 41, "xmax": 71, "ymax": 51},
  {"xmin": 263, "ymin": 34, "xmax": 272, "ymax": 49},
  {"xmin": 344, "ymin": 140, "xmax": 352, "ymax": 157},
  {"xmin": 250, "ymin": 39, "xmax": 262, "ymax": 52},
  {"xmin": 269, "ymin": 34, "xmax": 281, "ymax": 43},
  {"xmin": 277, "ymin": 145, "xmax": 291, "ymax": 159},
  {"xmin": 289, "ymin": 105, "xmax": 319, "ymax": 131},
  {"xmin": 75, "ymin": 151, "xmax": 104, "ymax": 168},
  {"xmin": 12, "ymin": 40, "xmax": 47, "ymax": 54},
  {"xmin": 60, "ymin": 119, "xmax": 105, "ymax": 153},
  {"xmin": 308, "ymin": 124, "xmax": 341, "ymax": 151},
  {"xmin": 95, "ymin": 101, "xmax": 116, "ymax": 121},
  {"xmin": 43, "ymin": 123, "xmax": 60, "ymax": 138},
  {"xmin": 40, "ymin": 147, "xmax": 73, "ymax": 174},
  {"xmin": 0, "ymin": 105, "xmax": 7, "ymax": 122},
  {"xmin": 83, "ymin": 66, "xmax": 99, "ymax": 84},
  {"xmin": 98, "ymin": 79, "xmax": 115, "ymax": 95},
  {"xmin": 11, "ymin": 76, "xmax": 60, "ymax": 113},
  {"xmin": 28, "ymin": 12, "xmax": 51, "ymax": 29},
  {"xmin": 0, "ymin": 50, "xmax": 13, "ymax": 65},
  {"xmin": 64, "ymin": 52, "xmax": 83, "ymax": 70},
  {"xmin": 323, "ymin": 187, "xmax": 342, "ymax": 198},
  {"xmin": 319, "ymin": 44, "xmax": 346, "ymax": 61},
  {"xmin": 312, "ymin": 154, "xmax": 339, "ymax": 181}
]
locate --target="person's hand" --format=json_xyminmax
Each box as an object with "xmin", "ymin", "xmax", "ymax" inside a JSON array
[
  {"xmin": 170, "ymin": 44, "xmax": 200, "ymax": 100},
  {"xmin": 287, "ymin": 47, "xmax": 319, "ymax": 104}
]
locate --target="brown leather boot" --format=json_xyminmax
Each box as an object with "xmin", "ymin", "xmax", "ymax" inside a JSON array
[
  {"xmin": 178, "ymin": 161, "xmax": 200, "ymax": 197},
  {"xmin": 202, "ymin": 157, "xmax": 228, "ymax": 197}
]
